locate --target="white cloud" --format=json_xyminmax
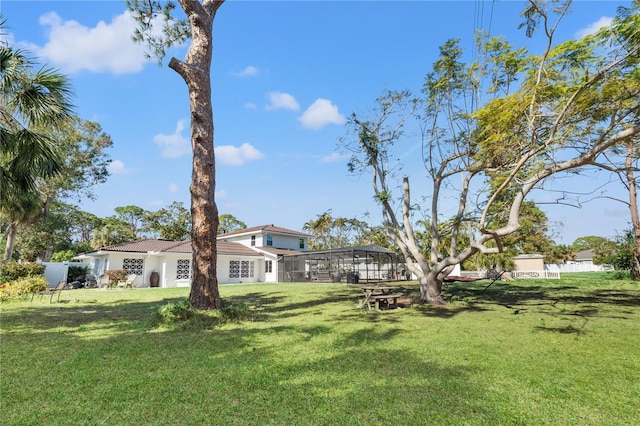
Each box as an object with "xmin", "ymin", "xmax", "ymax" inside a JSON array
[
  {"xmin": 266, "ymin": 91, "xmax": 300, "ymax": 111},
  {"xmin": 575, "ymin": 16, "xmax": 613, "ymax": 39},
  {"xmin": 232, "ymin": 65, "xmax": 259, "ymax": 77},
  {"xmin": 215, "ymin": 143, "xmax": 264, "ymax": 166},
  {"xmin": 299, "ymin": 98, "xmax": 345, "ymax": 130},
  {"xmin": 321, "ymin": 152, "xmax": 348, "ymax": 163},
  {"xmin": 108, "ymin": 160, "xmax": 130, "ymax": 175},
  {"xmin": 154, "ymin": 120, "xmax": 191, "ymax": 158},
  {"xmin": 244, "ymin": 102, "xmax": 258, "ymax": 110},
  {"xmin": 168, "ymin": 183, "xmax": 179, "ymax": 193},
  {"xmin": 31, "ymin": 11, "xmax": 153, "ymax": 74}
]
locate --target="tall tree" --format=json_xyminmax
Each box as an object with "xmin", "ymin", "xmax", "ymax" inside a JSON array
[
  {"xmin": 13, "ymin": 200, "xmax": 74, "ymax": 261},
  {"xmin": 589, "ymin": 1, "xmax": 640, "ymax": 279},
  {"xmin": 39, "ymin": 117, "xmax": 112, "ymax": 207},
  {"xmin": 11, "ymin": 118, "xmax": 113, "ymax": 261},
  {"xmin": 343, "ymin": 1, "xmax": 640, "ymax": 304},
  {"xmin": 597, "ymin": 139, "xmax": 640, "ymax": 278},
  {"xmin": 622, "ymin": 140, "xmax": 640, "ymax": 279},
  {"xmin": 303, "ymin": 211, "xmax": 334, "ymax": 250},
  {"xmin": 1, "ymin": 29, "xmax": 74, "ymax": 261},
  {"xmin": 571, "ymin": 236, "xmax": 612, "ymax": 252},
  {"xmin": 91, "ymin": 216, "xmax": 137, "ymax": 249},
  {"xmin": 114, "ymin": 205, "xmax": 147, "ymax": 238},
  {"xmin": 2, "ymin": 191, "xmax": 42, "ymax": 261},
  {"xmin": 145, "ymin": 202, "xmax": 192, "ymax": 240},
  {"xmin": 127, "ymin": 0, "xmax": 224, "ymax": 309},
  {"xmin": 303, "ymin": 211, "xmax": 367, "ymax": 250},
  {"xmin": 218, "ymin": 213, "xmax": 246, "ymax": 234}
]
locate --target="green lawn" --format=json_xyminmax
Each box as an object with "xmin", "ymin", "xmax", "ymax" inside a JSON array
[{"xmin": 2, "ymin": 273, "xmax": 639, "ymax": 425}]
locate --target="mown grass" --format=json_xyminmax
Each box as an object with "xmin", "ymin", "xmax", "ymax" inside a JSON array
[{"xmin": 1, "ymin": 272, "xmax": 639, "ymax": 425}]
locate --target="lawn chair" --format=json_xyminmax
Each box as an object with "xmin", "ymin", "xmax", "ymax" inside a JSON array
[
  {"xmin": 33, "ymin": 281, "xmax": 66, "ymax": 303},
  {"xmin": 97, "ymin": 274, "xmax": 109, "ymax": 289},
  {"xmin": 117, "ymin": 274, "xmax": 137, "ymax": 289}
]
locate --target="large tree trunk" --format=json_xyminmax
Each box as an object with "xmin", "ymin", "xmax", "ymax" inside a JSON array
[
  {"xmin": 419, "ymin": 271, "xmax": 448, "ymax": 306},
  {"xmin": 624, "ymin": 141, "xmax": 640, "ymax": 280},
  {"xmin": 3, "ymin": 223, "xmax": 17, "ymax": 261},
  {"xmin": 170, "ymin": 0, "xmax": 224, "ymax": 309}
]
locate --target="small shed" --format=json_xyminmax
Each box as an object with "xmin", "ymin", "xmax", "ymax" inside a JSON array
[{"xmin": 513, "ymin": 254, "xmax": 544, "ymax": 271}]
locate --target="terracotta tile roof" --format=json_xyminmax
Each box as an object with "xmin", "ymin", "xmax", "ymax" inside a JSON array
[
  {"xmin": 100, "ymin": 239, "xmax": 188, "ymax": 253},
  {"xmin": 219, "ymin": 224, "xmax": 310, "ymax": 238},
  {"xmin": 217, "ymin": 241, "xmax": 262, "ymax": 257},
  {"xmin": 95, "ymin": 239, "xmax": 260, "ymax": 257}
]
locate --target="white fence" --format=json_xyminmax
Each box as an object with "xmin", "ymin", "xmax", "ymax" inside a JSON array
[
  {"xmin": 513, "ymin": 270, "xmax": 561, "ymax": 279},
  {"xmin": 41, "ymin": 262, "xmax": 91, "ymax": 288},
  {"xmin": 545, "ymin": 263, "xmax": 613, "ymax": 273},
  {"xmin": 462, "ymin": 269, "xmax": 561, "ymax": 279}
]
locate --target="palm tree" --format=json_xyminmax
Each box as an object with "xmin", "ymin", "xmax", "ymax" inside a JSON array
[
  {"xmin": 2, "ymin": 190, "xmax": 42, "ymax": 261},
  {"xmin": 1, "ymin": 21, "xmax": 74, "ymax": 260}
]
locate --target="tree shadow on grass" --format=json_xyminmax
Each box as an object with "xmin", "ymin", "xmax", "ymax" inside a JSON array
[
  {"xmin": 226, "ymin": 287, "xmax": 361, "ymax": 322},
  {"xmin": 421, "ymin": 281, "xmax": 640, "ymax": 332}
]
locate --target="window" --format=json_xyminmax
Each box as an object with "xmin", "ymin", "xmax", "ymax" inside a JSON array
[
  {"xmin": 299, "ymin": 238, "xmax": 305, "ymax": 249},
  {"xmin": 176, "ymin": 259, "xmax": 191, "ymax": 280},
  {"xmin": 251, "ymin": 235, "xmax": 256, "ymax": 246},
  {"xmin": 123, "ymin": 258, "xmax": 143, "ymax": 275},
  {"xmin": 266, "ymin": 260, "xmax": 272, "ymax": 273},
  {"xmin": 241, "ymin": 260, "xmax": 254, "ymax": 278},
  {"xmin": 229, "ymin": 260, "xmax": 240, "ymax": 278},
  {"xmin": 266, "ymin": 234, "xmax": 273, "ymax": 246},
  {"xmin": 229, "ymin": 260, "xmax": 254, "ymax": 278}
]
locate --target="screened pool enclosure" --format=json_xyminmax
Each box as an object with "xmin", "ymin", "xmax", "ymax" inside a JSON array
[{"xmin": 278, "ymin": 244, "xmax": 401, "ymax": 283}]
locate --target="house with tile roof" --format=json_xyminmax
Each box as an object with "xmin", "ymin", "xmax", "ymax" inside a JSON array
[
  {"xmin": 218, "ymin": 224, "xmax": 310, "ymax": 283},
  {"xmin": 75, "ymin": 225, "xmax": 310, "ymax": 288}
]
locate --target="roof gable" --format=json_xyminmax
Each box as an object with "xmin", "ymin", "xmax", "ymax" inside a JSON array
[{"xmin": 218, "ymin": 224, "xmax": 310, "ymax": 239}]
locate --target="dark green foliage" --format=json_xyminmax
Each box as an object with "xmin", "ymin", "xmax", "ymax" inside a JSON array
[
  {"xmin": 219, "ymin": 301, "xmax": 251, "ymax": 321},
  {"xmin": 156, "ymin": 300, "xmax": 193, "ymax": 323},
  {"xmin": 610, "ymin": 270, "xmax": 631, "ymax": 280},
  {"xmin": 0, "ymin": 261, "xmax": 45, "ymax": 284},
  {"xmin": 152, "ymin": 299, "xmax": 252, "ymax": 329},
  {"xmin": 595, "ymin": 229, "xmax": 636, "ymax": 273},
  {"xmin": 67, "ymin": 265, "xmax": 89, "ymax": 281}
]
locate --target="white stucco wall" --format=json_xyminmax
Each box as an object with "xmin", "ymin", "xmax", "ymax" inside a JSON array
[
  {"xmin": 82, "ymin": 250, "xmax": 267, "ymax": 288},
  {"xmin": 217, "ymin": 255, "xmax": 262, "ymax": 284},
  {"xmin": 221, "ymin": 232, "xmax": 307, "ymax": 251}
]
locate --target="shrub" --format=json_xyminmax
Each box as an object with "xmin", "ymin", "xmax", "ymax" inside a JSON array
[
  {"xmin": 609, "ymin": 270, "xmax": 631, "ymax": 280},
  {"xmin": 1, "ymin": 276, "xmax": 48, "ymax": 299},
  {"xmin": 104, "ymin": 269, "xmax": 127, "ymax": 287},
  {"xmin": 0, "ymin": 261, "xmax": 45, "ymax": 284},
  {"xmin": 68, "ymin": 265, "xmax": 89, "ymax": 282},
  {"xmin": 152, "ymin": 299, "xmax": 253, "ymax": 329},
  {"xmin": 157, "ymin": 300, "xmax": 194, "ymax": 323},
  {"xmin": 219, "ymin": 301, "xmax": 252, "ymax": 322}
]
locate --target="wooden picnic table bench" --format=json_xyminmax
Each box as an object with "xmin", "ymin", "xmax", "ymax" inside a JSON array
[
  {"xmin": 366, "ymin": 293, "xmax": 402, "ymax": 310},
  {"xmin": 358, "ymin": 286, "xmax": 402, "ymax": 310}
]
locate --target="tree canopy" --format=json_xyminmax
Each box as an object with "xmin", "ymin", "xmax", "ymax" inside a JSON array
[
  {"xmin": 342, "ymin": 0, "xmax": 640, "ymax": 304},
  {"xmin": 1, "ymin": 25, "xmax": 75, "ymax": 261}
]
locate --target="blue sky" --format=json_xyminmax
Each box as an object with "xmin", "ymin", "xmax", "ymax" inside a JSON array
[{"xmin": 2, "ymin": 1, "xmax": 633, "ymax": 245}]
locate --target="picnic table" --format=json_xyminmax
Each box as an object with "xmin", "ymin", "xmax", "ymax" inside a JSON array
[{"xmin": 359, "ymin": 286, "xmax": 402, "ymax": 310}]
